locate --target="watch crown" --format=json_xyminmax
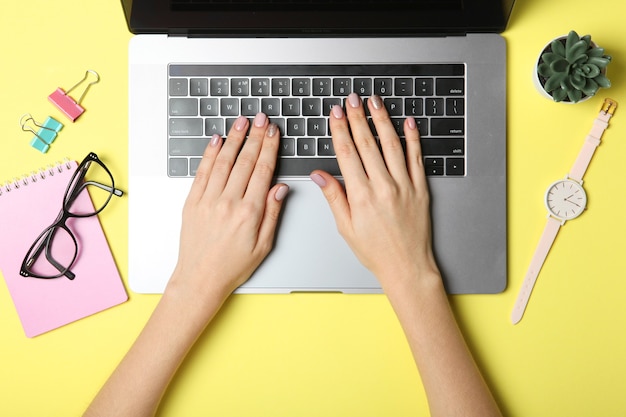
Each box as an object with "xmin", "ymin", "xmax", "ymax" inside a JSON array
[{"xmin": 601, "ymin": 98, "xmax": 618, "ymax": 115}]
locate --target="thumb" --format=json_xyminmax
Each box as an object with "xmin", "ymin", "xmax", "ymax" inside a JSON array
[{"xmin": 310, "ymin": 171, "xmax": 351, "ymax": 230}]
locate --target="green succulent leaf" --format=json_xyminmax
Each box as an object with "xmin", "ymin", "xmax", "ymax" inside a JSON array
[
  {"xmin": 581, "ymin": 64, "xmax": 600, "ymax": 78},
  {"xmin": 552, "ymin": 88, "xmax": 568, "ymax": 102},
  {"xmin": 582, "ymin": 78, "xmax": 599, "ymax": 96},
  {"xmin": 537, "ymin": 63, "xmax": 552, "ymax": 77},
  {"xmin": 586, "ymin": 56, "xmax": 611, "ymax": 68},
  {"xmin": 541, "ymin": 52, "xmax": 561, "ymax": 66},
  {"xmin": 581, "ymin": 35, "xmax": 592, "ymax": 47},
  {"xmin": 571, "ymin": 54, "xmax": 589, "ymax": 65},
  {"xmin": 551, "ymin": 39, "xmax": 566, "ymax": 57},
  {"xmin": 544, "ymin": 73, "xmax": 566, "ymax": 92},
  {"xmin": 571, "ymin": 73, "xmax": 586, "ymax": 90},
  {"xmin": 567, "ymin": 88, "xmax": 583, "ymax": 103},
  {"xmin": 594, "ymin": 73, "xmax": 611, "ymax": 88},
  {"xmin": 566, "ymin": 40, "xmax": 589, "ymax": 62},
  {"xmin": 587, "ymin": 47, "xmax": 606, "ymax": 57},
  {"xmin": 550, "ymin": 58, "xmax": 570, "ymax": 73},
  {"xmin": 565, "ymin": 31, "xmax": 580, "ymax": 51}
]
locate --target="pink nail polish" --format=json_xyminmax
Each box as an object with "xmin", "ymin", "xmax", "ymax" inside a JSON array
[
  {"xmin": 331, "ymin": 105, "xmax": 344, "ymax": 119},
  {"xmin": 254, "ymin": 112, "xmax": 267, "ymax": 127},
  {"xmin": 235, "ymin": 116, "xmax": 248, "ymax": 131},
  {"xmin": 275, "ymin": 184, "xmax": 289, "ymax": 201},
  {"xmin": 210, "ymin": 134, "xmax": 221, "ymax": 147},
  {"xmin": 407, "ymin": 116, "xmax": 417, "ymax": 130},
  {"xmin": 347, "ymin": 93, "xmax": 361, "ymax": 108},
  {"xmin": 370, "ymin": 95, "xmax": 383, "ymax": 110},
  {"xmin": 310, "ymin": 173, "xmax": 327, "ymax": 187}
]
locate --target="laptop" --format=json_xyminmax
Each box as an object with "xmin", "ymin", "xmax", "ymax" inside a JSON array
[{"xmin": 122, "ymin": 0, "xmax": 513, "ymax": 294}]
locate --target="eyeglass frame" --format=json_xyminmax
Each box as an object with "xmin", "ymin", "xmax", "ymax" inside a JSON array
[{"xmin": 20, "ymin": 152, "xmax": 123, "ymax": 280}]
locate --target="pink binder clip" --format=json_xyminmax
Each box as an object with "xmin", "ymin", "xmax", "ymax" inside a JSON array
[{"xmin": 48, "ymin": 70, "xmax": 100, "ymax": 122}]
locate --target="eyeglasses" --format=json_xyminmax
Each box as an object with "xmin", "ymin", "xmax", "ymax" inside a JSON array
[{"xmin": 20, "ymin": 152, "xmax": 123, "ymax": 280}]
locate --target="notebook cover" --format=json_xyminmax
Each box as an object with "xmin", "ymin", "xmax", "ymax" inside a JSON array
[{"xmin": 0, "ymin": 160, "xmax": 127, "ymax": 337}]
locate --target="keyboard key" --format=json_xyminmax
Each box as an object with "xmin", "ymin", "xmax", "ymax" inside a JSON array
[
  {"xmin": 436, "ymin": 78, "xmax": 464, "ymax": 96},
  {"xmin": 322, "ymin": 98, "xmax": 341, "ymax": 116},
  {"xmin": 446, "ymin": 98, "xmax": 464, "ymax": 116},
  {"xmin": 312, "ymin": 78, "xmax": 332, "ymax": 96},
  {"xmin": 384, "ymin": 98, "xmax": 403, "ymax": 116},
  {"xmin": 297, "ymin": 138, "xmax": 316, "ymax": 156},
  {"xmin": 220, "ymin": 98, "xmax": 239, "ymax": 116},
  {"xmin": 354, "ymin": 78, "xmax": 372, "ymax": 96},
  {"xmin": 333, "ymin": 78, "xmax": 351, "ymax": 96},
  {"xmin": 293, "ymin": 78, "xmax": 310, "ymax": 96},
  {"xmin": 261, "ymin": 98, "xmax": 281, "ymax": 116},
  {"xmin": 272, "ymin": 78, "xmax": 290, "ymax": 96},
  {"xmin": 280, "ymin": 138, "xmax": 295, "ymax": 156},
  {"xmin": 425, "ymin": 98, "xmax": 444, "ymax": 116},
  {"xmin": 169, "ymin": 78, "xmax": 188, "ymax": 96},
  {"xmin": 318, "ymin": 138, "xmax": 335, "ymax": 156},
  {"xmin": 169, "ymin": 158, "xmax": 189, "ymax": 176},
  {"xmin": 169, "ymin": 118, "xmax": 203, "ymax": 136},
  {"xmin": 190, "ymin": 158, "xmax": 202, "ymax": 176},
  {"xmin": 302, "ymin": 98, "xmax": 322, "ymax": 116},
  {"xmin": 282, "ymin": 98, "xmax": 300, "ymax": 116},
  {"xmin": 241, "ymin": 98, "xmax": 260, "ymax": 116},
  {"xmin": 431, "ymin": 118, "xmax": 464, "ymax": 136},
  {"xmin": 231, "ymin": 78, "xmax": 250, "ymax": 96},
  {"xmin": 424, "ymin": 158, "xmax": 444, "ymax": 176},
  {"xmin": 307, "ymin": 118, "xmax": 327, "ymax": 136},
  {"xmin": 415, "ymin": 78, "xmax": 433, "ymax": 96},
  {"xmin": 169, "ymin": 138, "xmax": 210, "ymax": 156},
  {"xmin": 251, "ymin": 78, "xmax": 270, "ymax": 96},
  {"xmin": 374, "ymin": 78, "xmax": 392, "ymax": 96},
  {"xmin": 200, "ymin": 98, "xmax": 219, "ymax": 116},
  {"xmin": 405, "ymin": 98, "xmax": 423, "ymax": 116},
  {"xmin": 287, "ymin": 118, "xmax": 305, "ymax": 136},
  {"xmin": 210, "ymin": 78, "xmax": 229, "ymax": 96},
  {"xmin": 394, "ymin": 78, "xmax": 413, "ymax": 95},
  {"xmin": 446, "ymin": 157, "xmax": 465, "ymax": 176},
  {"xmin": 190, "ymin": 78, "xmax": 208, "ymax": 96},
  {"xmin": 169, "ymin": 98, "xmax": 198, "ymax": 116},
  {"xmin": 205, "ymin": 118, "xmax": 225, "ymax": 136},
  {"xmin": 420, "ymin": 138, "xmax": 464, "ymax": 156}
]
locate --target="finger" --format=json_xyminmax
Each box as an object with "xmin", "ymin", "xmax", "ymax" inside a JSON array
[
  {"xmin": 206, "ymin": 115, "xmax": 250, "ymax": 197},
  {"xmin": 368, "ymin": 95, "xmax": 410, "ymax": 182},
  {"xmin": 256, "ymin": 183, "xmax": 289, "ymax": 256},
  {"xmin": 328, "ymin": 105, "xmax": 368, "ymax": 186},
  {"xmin": 344, "ymin": 93, "xmax": 387, "ymax": 179},
  {"xmin": 404, "ymin": 116, "xmax": 429, "ymax": 192},
  {"xmin": 243, "ymin": 122, "xmax": 281, "ymax": 203},
  {"xmin": 310, "ymin": 170, "xmax": 352, "ymax": 237},
  {"xmin": 223, "ymin": 113, "xmax": 270, "ymax": 197},
  {"xmin": 186, "ymin": 134, "xmax": 223, "ymax": 203}
]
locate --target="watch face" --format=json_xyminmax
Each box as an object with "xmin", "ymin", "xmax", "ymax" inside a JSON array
[{"xmin": 545, "ymin": 179, "xmax": 587, "ymax": 220}]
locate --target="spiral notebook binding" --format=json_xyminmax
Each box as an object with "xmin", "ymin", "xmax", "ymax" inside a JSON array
[{"xmin": 0, "ymin": 159, "xmax": 72, "ymax": 197}]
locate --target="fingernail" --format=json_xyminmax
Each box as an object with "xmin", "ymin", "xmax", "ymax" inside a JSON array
[
  {"xmin": 310, "ymin": 173, "xmax": 327, "ymax": 187},
  {"xmin": 254, "ymin": 112, "xmax": 267, "ymax": 127},
  {"xmin": 275, "ymin": 184, "xmax": 289, "ymax": 201},
  {"xmin": 331, "ymin": 105, "xmax": 344, "ymax": 119},
  {"xmin": 347, "ymin": 93, "xmax": 361, "ymax": 108},
  {"xmin": 210, "ymin": 134, "xmax": 221, "ymax": 147},
  {"xmin": 370, "ymin": 95, "xmax": 383, "ymax": 110},
  {"xmin": 407, "ymin": 116, "xmax": 417, "ymax": 130},
  {"xmin": 267, "ymin": 123, "xmax": 278, "ymax": 137},
  {"xmin": 235, "ymin": 115, "xmax": 248, "ymax": 131}
]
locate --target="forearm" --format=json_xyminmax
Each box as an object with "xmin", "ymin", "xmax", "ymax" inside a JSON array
[
  {"xmin": 83, "ymin": 276, "xmax": 229, "ymax": 417},
  {"xmin": 384, "ymin": 271, "xmax": 502, "ymax": 417}
]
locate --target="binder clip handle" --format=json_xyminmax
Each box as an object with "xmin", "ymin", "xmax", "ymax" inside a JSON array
[
  {"xmin": 66, "ymin": 70, "xmax": 100, "ymax": 105},
  {"xmin": 19, "ymin": 113, "xmax": 63, "ymax": 154}
]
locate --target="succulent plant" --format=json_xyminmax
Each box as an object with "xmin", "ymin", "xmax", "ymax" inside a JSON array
[{"xmin": 537, "ymin": 30, "xmax": 611, "ymax": 103}]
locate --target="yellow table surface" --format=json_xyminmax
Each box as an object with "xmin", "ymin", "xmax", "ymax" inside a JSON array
[{"xmin": 1, "ymin": 1, "xmax": 625, "ymax": 416}]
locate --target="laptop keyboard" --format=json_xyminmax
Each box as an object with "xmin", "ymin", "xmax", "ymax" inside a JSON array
[{"xmin": 168, "ymin": 64, "xmax": 465, "ymax": 177}]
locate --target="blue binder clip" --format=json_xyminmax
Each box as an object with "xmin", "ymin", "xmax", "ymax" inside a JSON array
[{"xmin": 20, "ymin": 114, "xmax": 64, "ymax": 153}]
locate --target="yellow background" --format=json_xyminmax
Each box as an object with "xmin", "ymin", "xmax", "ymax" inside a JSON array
[{"xmin": 1, "ymin": 1, "xmax": 625, "ymax": 416}]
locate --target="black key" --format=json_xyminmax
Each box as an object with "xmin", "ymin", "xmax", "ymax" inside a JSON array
[
  {"xmin": 251, "ymin": 78, "xmax": 270, "ymax": 96},
  {"xmin": 200, "ymin": 98, "xmax": 219, "ymax": 116},
  {"xmin": 231, "ymin": 78, "xmax": 250, "ymax": 96},
  {"xmin": 282, "ymin": 98, "xmax": 300, "ymax": 116},
  {"xmin": 220, "ymin": 98, "xmax": 240, "ymax": 116},
  {"xmin": 307, "ymin": 118, "xmax": 326, "ymax": 136},
  {"xmin": 394, "ymin": 78, "xmax": 413, "ymax": 95},
  {"xmin": 318, "ymin": 138, "xmax": 335, "ymax": 156},
  {"xmin": 415, "ymin": 78, "xmax": 433, "ymax": 96},
  {"xmin": 169, "ymin": 118, "xmax": 203, "ymax": 136},
  {"xmin": 275, "ymin": 157, "xmax": 340, "ymax": 177},
  {"xmin": 302, "ymin": 98, "xmax": 322, "ymax": 116},
  {"xmin": 169, "ymin": 78, "xmax": 188, "ymax": 96},
  {"xmin": 384, "ymin": 98, "xmax": 403, "ymax": 116},
  {"xmin": 210, "ymin": 78, "xmax": 229, "ymax": 96},
  {"xmin": 169, "ymin": 158, "xmax": 189, "ymax": 176},
  {"xmin": 323, "ymin": 98, "xmax": 341, "ymax": 116},
  {"xmin": 169, "ymin": 98, "xmax": 198, "ymax": 116},
  {"xmin": 293, "ymin": 78, "xmax": 311, "ymax": 96},
  {"xmin": 425, "ymin": 98, "xmax": 444, "ymax": 116},
  {"xmin": 297, "ymin": 138, "xmax": 316, "ymax": 156},
  {"xmin": 431, "ymin": 118, "xmax": 464, "ymax": 136},
  {"xmin": 436, "ymin": 78, "xmax": 465, "ymax": 96},
  {"xmin": 241, "ymin": 98, "xmax": 260, "ymax": 116},
  {"xmin": 446, "ymin": 158, "xmax": 465, "ymax": 176},
  {"xmin": 420, "ymin": 138, "xmax": 465, "ymax": 156},
  {"xmin": 280, "ymin": 138, "xmax": 295, "ymax": 156},
  {"xmin": 169, "ymin": 138, "xmax": 211, "ymax": 156},
  {"xmin": 272, "ymin": 78, "xmax": 290, "ymax": 96},
  {"xmin": 424, "ymin": 158, "xmax": 444, "ymax": 176},
  {"xmin": 261, "ymin": 98, "xmax": 280, "ymax": 116},
  {"xmin": 405, "ymin": 98, "xmax": 423, "ymax": 116},
  {"xmin": 205, "ymin": 118, "xmax": 225, "ymax": 136},
  {"xmin": 354, "ymin": 78, "xmax": 372, "ymax": 96},
  {"xmin": 333, "ymin": 78, "xmax": 351, "ymax": 96},
  {"xmin": 189, "ymin": 78, "xmax": 208, "ymax": 96},
  {"xmin": 374, "ymin": 78, "xmax": 392, "ymax": 96},
  {"xmin": 446, "ymin": 98, "xmax": 464, "ymax": 116},
  {"xmin": 312, "ymin": 78, "xmax": 332, "ymax": 96},
  {"xmin": 287, "ymin": 118, "xmax": 305, "ymax": 136}
]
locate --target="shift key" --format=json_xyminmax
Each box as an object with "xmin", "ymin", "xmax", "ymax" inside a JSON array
[{"xmin": 169, "ymin": 118, "xmax": 203, "ymax": 136}]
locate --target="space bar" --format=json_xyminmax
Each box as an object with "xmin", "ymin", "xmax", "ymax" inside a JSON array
[{"xmin": 276, "ymin": 158, "xmax": 341, "ymax": 177}]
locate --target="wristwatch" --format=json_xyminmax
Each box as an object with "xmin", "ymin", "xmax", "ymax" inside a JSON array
[{"xmin": 511, "ymin": 98, "xmax": 617, "ymax": 324}]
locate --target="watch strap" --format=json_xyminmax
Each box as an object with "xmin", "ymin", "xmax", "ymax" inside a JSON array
[
  {"xmin": 569, "ymin": 99, "xmax": 617, "ymax": 182},
  {"xmin": 511, "ymin": 216, "xmax": 562, "ymax": 324}
]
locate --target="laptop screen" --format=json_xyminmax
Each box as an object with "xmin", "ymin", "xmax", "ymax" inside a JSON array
[{"xmin": 122, "ymin": 0, "xmax": 515, "ymax": 36}]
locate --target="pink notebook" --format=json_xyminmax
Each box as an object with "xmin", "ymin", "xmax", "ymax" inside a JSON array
[{"xmin": 0, "ymin": 160, "xmax": 127, "ymax": 337}]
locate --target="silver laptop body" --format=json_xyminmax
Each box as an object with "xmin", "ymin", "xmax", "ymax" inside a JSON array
[{"xmin": 124, "ymin": 1, "xmax": 512, "ymax": 294}]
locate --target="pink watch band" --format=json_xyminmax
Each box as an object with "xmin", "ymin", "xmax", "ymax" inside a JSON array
[
  {"xmin": 511, "ymin": 216, "xmax": 561, "ymax": 324},
  {"xmin": 569, "ymin": 109, "xmax": 613, "ymax": 182}
]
